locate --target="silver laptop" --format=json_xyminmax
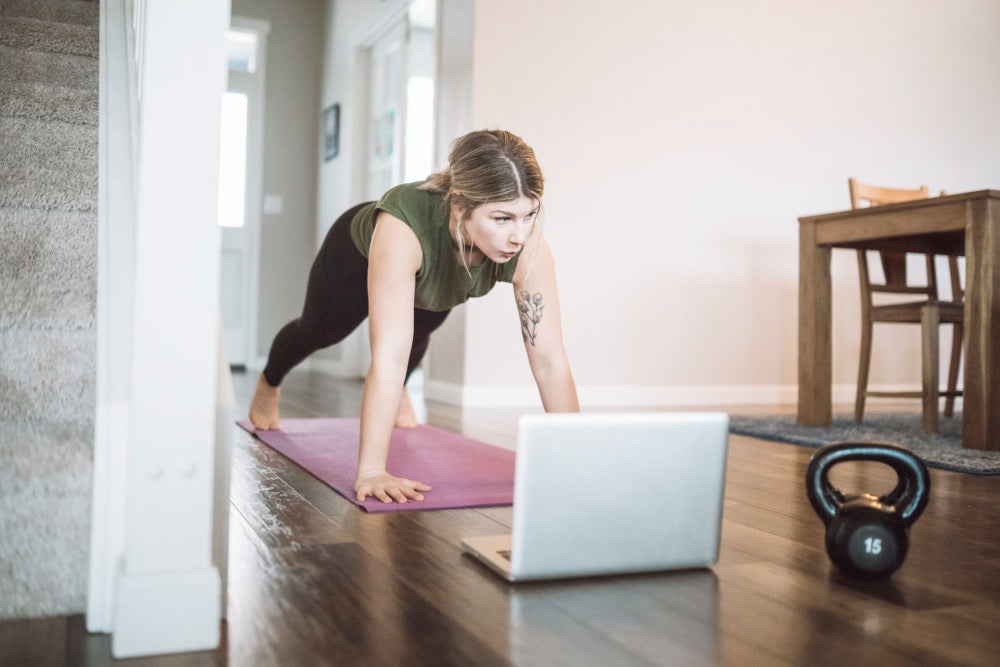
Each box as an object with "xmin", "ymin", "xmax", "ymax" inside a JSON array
[{"xmin": 461, "ymin": 412, "xmax": 729, "ymax": 582}]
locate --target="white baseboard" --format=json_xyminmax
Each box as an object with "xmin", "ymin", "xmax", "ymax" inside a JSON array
[
  {"xmin": 245, "ymin": 355, "xmax": 362, "ymax": 379},
  {"xmin": 425, "ymin": 381, "xmax": 801, "ymax": 409},
  {"xmin": 306, "ymin": 356, "xmax": 358, "ymax": 378},
  {"xmin": 112, "ymin": 566, "xmax": 220, "ymax": 658},
  {"xmin": 424, "ymin": 381, "xmax": 916, "ymax": 409},
  {"xmin": 424, "ymin": 380, "xmax": 540, "ymax": 407}
]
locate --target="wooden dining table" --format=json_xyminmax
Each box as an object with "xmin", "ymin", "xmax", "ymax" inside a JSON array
[{"xmin": 797, "ymin": 189, "xmax": 1000, "ymax": 450}]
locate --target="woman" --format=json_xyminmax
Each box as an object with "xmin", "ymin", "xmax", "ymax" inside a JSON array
[{"xmin": 249, "ymin": 129, "xmax": 578, "ymax": 504}]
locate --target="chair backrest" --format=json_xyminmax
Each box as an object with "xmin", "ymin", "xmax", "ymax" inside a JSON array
[
  {"xmin": 847, "ymin": 177, "xmax": 940, "ymax": 303},
  {"xmin": 848, "ymin": 179, "xmax": 930, "ymax": 208}
]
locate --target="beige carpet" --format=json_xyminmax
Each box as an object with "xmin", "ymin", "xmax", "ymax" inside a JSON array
[{"xmin": 0, "ymin": 0, "xmax": 99, "ymax": 619}]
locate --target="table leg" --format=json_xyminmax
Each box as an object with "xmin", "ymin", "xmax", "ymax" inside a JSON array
[
  {"xmin": 962, "ymin": 198, "xmax": 1000, "ymax": 450},
  {"xmin": 921, "ymin": 304, "xmax": 940, "ymax": 434},
  {"xmin": 798, "ymin": 222, "xmax": 832, "ymax": 426}
]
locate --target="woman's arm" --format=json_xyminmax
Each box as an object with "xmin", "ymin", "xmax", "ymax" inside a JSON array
[
  {"xmin": 354, "ymin": 211, "xmax": 432, "ymax": 503},
  {"xmin": 512, "ymin": 237, "xmax": 579, "ymax": 413}
]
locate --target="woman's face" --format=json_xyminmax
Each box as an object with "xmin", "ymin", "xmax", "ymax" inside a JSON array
[{"xmin": 459, "ymin": 196, "xmax": 539, "ymax": 263}]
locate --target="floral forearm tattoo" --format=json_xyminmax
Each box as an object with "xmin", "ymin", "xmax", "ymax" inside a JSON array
[{"xmin": 518, "ymin": 290, "xmax": 544, "ymax": 346}]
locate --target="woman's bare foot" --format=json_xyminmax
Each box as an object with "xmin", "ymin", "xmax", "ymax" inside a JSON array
[
  {"xmin": 249, "ymin": 373, "xmax": 281, "ymax": 430},
  {"xmin": 394, "ymin": 386, "xmax": 419, "ymax": 428}
]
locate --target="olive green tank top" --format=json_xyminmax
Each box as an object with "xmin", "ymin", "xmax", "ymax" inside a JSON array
[{"xmin": 350, "ymin": 181, "xmax": 521, "ymax": 312}]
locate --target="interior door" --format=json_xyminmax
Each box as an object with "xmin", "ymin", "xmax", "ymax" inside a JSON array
[
  {"xmin": 366, "ymin": 19, "xmax": 408, "ymax": 201},
  {"xmin": 351, "ymin": 18, "xmax": 410, "ymax": 375},
  {"xmin": 338, "ymin": 2, "xmax": 437, "ymax": 379}
]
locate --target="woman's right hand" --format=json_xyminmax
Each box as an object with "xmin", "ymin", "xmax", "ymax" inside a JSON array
[{"xmin": 355, "ymin": 470, "xmax": 432, "ymax": 504}]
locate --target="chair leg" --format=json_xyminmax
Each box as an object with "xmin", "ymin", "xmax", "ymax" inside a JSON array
[
  {"xmin": 855, "ymin": 316, "xmax": 873, "ymax": 422},
  {"xmin": 944, "ymin": 323, "xmax": 962, "ymax": 418},
  {"xmin": 921, "ymin": 305, "xmax": 940, "ymax": 434}
]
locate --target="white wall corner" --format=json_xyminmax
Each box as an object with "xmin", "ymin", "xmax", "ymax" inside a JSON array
[
  {"xmin": 213, "ymin": 318, "xmax": 234, "ymax": 620},
  {"xmin": 86, "ymin": 402, "xmax": 130, "ymax": 633},
  {"xmin": 89, "ymin": 0, "xmax": 134, "ymax": 634}
]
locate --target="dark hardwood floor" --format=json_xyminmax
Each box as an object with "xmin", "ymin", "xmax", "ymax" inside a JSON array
[{"xmin": 3, "ymin": 369, "xmax": 999, "ymax": 665}]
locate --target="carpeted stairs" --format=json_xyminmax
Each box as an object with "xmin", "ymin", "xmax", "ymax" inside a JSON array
[{"xmin": 0, "ymin": 0, "xmax": 99, "ymax": 618}]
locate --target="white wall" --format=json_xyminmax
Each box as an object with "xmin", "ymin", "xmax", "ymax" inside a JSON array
[
  {"xmin": 320, "ymin": 0, "xmax": 1000, "ymax": 408},
  {"xmin": 456, "ymin": 0, "xmax": 1000, "ymax": 407},
  {"xmin": 423, "ymin": 0, "xmax": 475, "ymax": 392}
]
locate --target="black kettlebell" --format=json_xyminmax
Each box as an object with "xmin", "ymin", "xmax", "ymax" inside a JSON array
[{"xmin": 806, "ymin": 442, "xmax": 930, "ymax": 578}]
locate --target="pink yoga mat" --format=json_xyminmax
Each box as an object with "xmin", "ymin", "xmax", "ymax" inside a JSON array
[{"xmin": 236, "ymin": 418, "xmax": 515, "ymax": 512}]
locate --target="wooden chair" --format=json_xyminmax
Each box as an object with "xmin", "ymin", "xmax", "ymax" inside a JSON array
[{"xmin": 848, "ymin": 178, "xmax": 964, "ymax": 433}]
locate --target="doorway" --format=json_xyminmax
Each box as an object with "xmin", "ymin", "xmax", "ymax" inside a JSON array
[
  {"xmin": 346, "ymin": 0, "xmax": 438, "ymax": 386},
  {"xmin": 219, "ymin": 18, "xmax": 269, "ymax": 368}
]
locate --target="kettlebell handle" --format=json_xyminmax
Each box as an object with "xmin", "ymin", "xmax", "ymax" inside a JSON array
[{"xmin": 806, "ymin": 442, "xmax": 930, "ymax": 527}]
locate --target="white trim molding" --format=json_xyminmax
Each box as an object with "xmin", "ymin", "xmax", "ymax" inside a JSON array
[
  {"xmin": 425, "ymin": 381, "xmax": 915, "ymax": 410},
  {"xmin": 91, "ymin": 0, "xmax": 230, "ymax": 658},
  {"xmin": 112, "ymin": 567, "xmax": 220, "ymax": 658}
]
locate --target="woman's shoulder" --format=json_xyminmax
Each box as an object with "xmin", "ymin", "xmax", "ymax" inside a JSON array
[
  {"xmin": 378, "ymin": 180, "xmax": 447, "ymax": 231},
  {"xmin": 379, "ymin": 180, "xmax": 440, "ymax": 208}
]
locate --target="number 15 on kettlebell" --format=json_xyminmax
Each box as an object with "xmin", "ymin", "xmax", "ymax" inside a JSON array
[{"xmin": 806, "ymin": 442, "xmax": 930, "ymax": 578}]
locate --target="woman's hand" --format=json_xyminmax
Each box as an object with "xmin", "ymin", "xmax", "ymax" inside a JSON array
[{"xmin": 355, "ymin": 470, "xmax": 432, "ymax": 504}]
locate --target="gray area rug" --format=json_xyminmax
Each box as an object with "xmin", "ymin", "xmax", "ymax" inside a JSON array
[{"xmin": 729, "ymin": 412, "xmax": 1000, "ymax": 475}]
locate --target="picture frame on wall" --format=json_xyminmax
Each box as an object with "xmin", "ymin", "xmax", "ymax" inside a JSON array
[{"xmin": 322, "ymin": 103, "xmax": 340, "ymax": 161}]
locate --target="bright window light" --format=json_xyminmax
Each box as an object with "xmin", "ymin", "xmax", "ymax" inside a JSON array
[
  {"xmin": 218, "ymin": 92, "xmax": 248, "ymax": 228},
  {"xmin": 226, "ymin": 30, "xmax": 258, "ymax": 73},
  {"xmin": 405, "ymin": 76, "xmax": 434, "ymax": 182}
]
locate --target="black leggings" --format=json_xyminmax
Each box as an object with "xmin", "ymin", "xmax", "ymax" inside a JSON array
[{"xmin": 261, "ymin": 202, "xmax": 450, "ymax": 387}]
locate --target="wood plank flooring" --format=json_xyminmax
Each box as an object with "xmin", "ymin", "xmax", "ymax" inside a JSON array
[{"xmin": 2, "ymin": 369, "xmax": 998, "ymax": 665}]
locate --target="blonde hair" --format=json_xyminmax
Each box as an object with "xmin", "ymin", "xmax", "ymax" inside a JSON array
[{"xmin": 420, "ymin": 130, "xmax": 544, "ymax": 271}]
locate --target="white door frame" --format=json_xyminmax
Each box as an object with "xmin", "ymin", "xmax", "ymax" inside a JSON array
[
  {"xmin": 220, "ymin": 16, "xmax": 269, "ymax": 367},
  {"xmin": 338, "ymin": 3, "xmax": 439, "ymax": 378}
]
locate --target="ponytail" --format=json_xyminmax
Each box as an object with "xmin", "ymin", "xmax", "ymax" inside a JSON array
[{"xmin": 421, "ymin": 168, "xmax": 452, "ymax": 194}]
